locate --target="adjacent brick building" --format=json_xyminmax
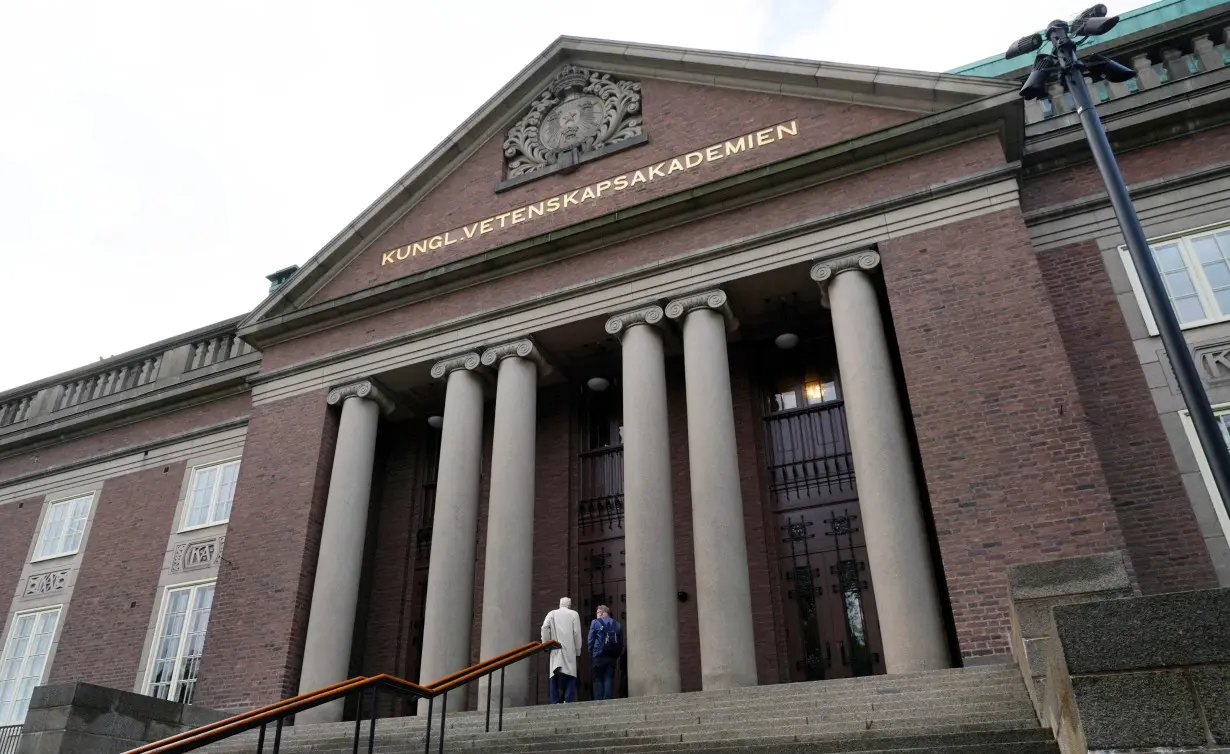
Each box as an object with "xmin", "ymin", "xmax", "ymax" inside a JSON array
[{"xmin": 2, "ymin": 0, "xmax": 1228, "ymax": 729}]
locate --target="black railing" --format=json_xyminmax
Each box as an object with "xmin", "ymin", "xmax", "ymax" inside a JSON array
[
  {"xmin": 0, "ymin": 724, "xmax": 20, "ymax": 754},
  {"xmin": 578, "ymin": 445, "xmax": 624, "ymax": 533},
  {"xmin": 764, "ymin": 402, "xmax": 855, "ymax": 503},
  {"xmin": 124, "ymin": 641, "xmax": 559, "ymax": 754}
]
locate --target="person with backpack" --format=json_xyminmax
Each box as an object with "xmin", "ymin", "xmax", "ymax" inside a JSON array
[{"xmin": 587, "ymin": 604, "xmax": 623, "ymax": 701}]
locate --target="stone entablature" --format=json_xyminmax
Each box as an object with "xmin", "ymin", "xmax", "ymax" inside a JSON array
[{"xmin": 0, "ymin": 317, "xmax": 260, "ymax": 453}]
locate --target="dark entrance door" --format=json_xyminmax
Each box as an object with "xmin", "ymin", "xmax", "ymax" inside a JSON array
[
  {"xmin": 764, "ymin": 362, "xmax": 886, "ymax": 681},
  {"xmin": 576, "ymin": 386, "xmax": 628, "ymax": 699}
]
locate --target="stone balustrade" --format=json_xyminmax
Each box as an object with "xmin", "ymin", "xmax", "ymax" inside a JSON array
[
  {"xmin": 0, "ymin": 392, "xmax": 34, "ymax": 428},
  {"xmin": 187, "ymin": 331, "xmax": 254, "ymax": 371},
  {"xmin": 53, "ymin": 354, "xmax": 162, "ymax": 411},
  {"xmin": 1022, "ymin": 23, "xmax": 1229, "ymax": 123},
  {"xmin": 0, "ymin": 318, "xmax": 259, "ymax": 440}
]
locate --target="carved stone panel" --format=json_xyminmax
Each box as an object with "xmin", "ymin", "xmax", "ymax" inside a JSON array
[
  {"xmin": 172, "ymin": 535, "xmax": 225, "ymax": 572},
  {"xmin": 501, "ymin": 65, "xmax": 645, "ymax": 188},
  {"xmin": 1197, "ymin": 342, "xmax": 1230, "ymax": 384},
  {"xmin": 23, "ymin": 569, "xmax": 69, "ymax": 599}
]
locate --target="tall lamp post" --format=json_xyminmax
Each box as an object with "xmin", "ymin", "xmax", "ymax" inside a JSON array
[{"xmin": 1004, "ymin": 6, "xmax": 1230, "ymax": 524}]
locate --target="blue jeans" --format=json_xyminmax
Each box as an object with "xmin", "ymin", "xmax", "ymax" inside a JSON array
[
  {"xmin": 549, "ymin": 670, "xmax": 576, "ymax": 703},
  {"xmin": 592, "ymin": 658, "xmax": 615, "ymax": 700}
]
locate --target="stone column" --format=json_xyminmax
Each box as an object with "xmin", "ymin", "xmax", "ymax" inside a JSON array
[
  {"xmin": 605, "ymin": 306, "xmax": 681, "ymax": 696},
  {"xmin": 810, "ymin": 250, "xmax": 949, "ymax": 673},
  {"xmin": 664, "ymin": 290, "xmax": 758, "ymax": 691},
  {"xmin": 477, "ymin": 339, "xmax": 548, "ymax": 712},
  {"xmin": 418, "ymin": 353, "xmax": 485, "ymax": 711},
  {"xmin": 296, "ymin": 379, "xmax": 394, "ymax": 724}
]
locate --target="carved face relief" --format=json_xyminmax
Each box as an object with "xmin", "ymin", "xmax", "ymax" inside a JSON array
[{"xmin": 540, "ymin": 94, "xmax": 603, "ymax": 152}]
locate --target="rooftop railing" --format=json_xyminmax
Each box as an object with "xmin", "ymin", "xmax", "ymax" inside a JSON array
[{"xmin": 0, "ymin": 318, "xmax": 259, "ymax": 439}]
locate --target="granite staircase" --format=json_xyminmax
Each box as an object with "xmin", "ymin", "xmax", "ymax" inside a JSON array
[{"xmin": 198, "ymin": 663, "xmax": 1055, "ymax": 754}]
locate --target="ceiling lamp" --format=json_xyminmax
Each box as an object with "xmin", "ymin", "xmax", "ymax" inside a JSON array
[
  {"xmin": 774, "ymin": 332, "xmax": 800, "ymax": 350},
  {"xmin": 426, "ymin": 415, "xmax": 444, "ymax": 429},
  {"xmin": 586, "ymin": 377, "xmax": 610, "ymax": 392}
]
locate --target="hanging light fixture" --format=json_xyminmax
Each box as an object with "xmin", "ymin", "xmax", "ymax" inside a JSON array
[
  {"xmin": 586, "ymin": 377, "xmax": 610, "ymax": 392},
  {"xmin": 772, "ymin": 293, "xmax": 801, "ymax": 350},
  {"xmin": 426, "ymin": 415, "xmax": 443, "ymax": 429},
  {"xmin": 774, "ymin": 332, "xmax": 800, "ymax": 350}
]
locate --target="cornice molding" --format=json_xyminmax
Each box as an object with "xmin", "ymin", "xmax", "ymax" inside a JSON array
[
  {"xmin": 664, "ymin": 289, "xmax": 737, "ymax": 330},
  {"xmin": 326, "ymin": 379, "xmax": 396, "ymax": 415},
  {"xmin": 480, "ymin": 338, "xmax": 552, "ymax": 376},
  {"xmin": 810, "ymin": 249, "xmax": 881, "ymax": 284},
  {"xmin": 604, "ymin": 305, "xmax": 665, "ymax": 339},
  {"xmin": 430, "ymin": 352, "xmax": 483, "ymax": 380}
]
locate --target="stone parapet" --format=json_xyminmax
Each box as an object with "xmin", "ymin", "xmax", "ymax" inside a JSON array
[
  {"xmin": 16, "ymin": 681, "xmax": 226, "ymax": 754},
  {"xmin": 1006, "ymin": 552, "xmax": 1134, "ymax": 719}
]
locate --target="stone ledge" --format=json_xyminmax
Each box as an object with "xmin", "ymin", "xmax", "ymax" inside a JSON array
[{"xmin": 1053, "ymin": 587, "xmax": 1230, "ymax": 673}]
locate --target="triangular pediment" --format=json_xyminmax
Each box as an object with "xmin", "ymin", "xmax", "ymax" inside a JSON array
[{"xmin": 240, "ymin": 36, "xmax": 1014, "ymax": 344}]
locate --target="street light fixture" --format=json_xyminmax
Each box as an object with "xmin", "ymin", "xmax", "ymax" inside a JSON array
[{"xmin": 1005, "ymin": 6, "xmax": 1230, "ymax": 523}]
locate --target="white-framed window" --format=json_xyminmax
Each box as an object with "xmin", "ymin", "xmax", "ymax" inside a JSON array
[
  {"xmin": 1121, "ymin": 225, "xmax": 1230, "ymax": 335},
  {"xmin": 1177, "ymin": 405, "xmax": 1230, "ymax": 543},
  {"xmin": 145, "ymin": 582, "xmax": 214, "ymax": 705},
  {"xmin": 180, "ymin": 460, "xmax": 239, "ymax": 531},
  {"xmin": 32, "ymin": 494, "xmax": 92, "ymax": 561},
  {"xmin": 0, "ymin": 606, "xmax": 61, "ymax": 725}
]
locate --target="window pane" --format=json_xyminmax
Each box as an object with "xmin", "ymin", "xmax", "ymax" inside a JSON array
[
  {"xmin": 1205, "ymin": 261, "xmax": 1230, "ymax": 289},
  {"xmin": 185, "ymin": 467, "xmax": 218, "ymax": 528},
  {"xmin": 148, "ymin": 585, "xmax": 214, "ymax": 704},
  {"xmin": 0, "ymin": 609, "xmax": 59, "ymax": 726},
  {"xmin": 1177, "ymin": 296, "xmax": 1207, "ymax": 323},
  {"xmin": 1154, "ymin": 243, "xmax": 1185, "ymax": 271},
  {"xmin": 1165, "ymin": 270, "xmax": 1198, "ymax": 297},
  {"xmin": 37, "ymin": 503, "xmax": 69, "ymax": 558},
  {"xmin": 1193, "ymin": 236, "xmax": 1223, "ymax": 264},
  {"xmin": 214, "ymin": 463, "xmax": 239, "ymax": 522}
]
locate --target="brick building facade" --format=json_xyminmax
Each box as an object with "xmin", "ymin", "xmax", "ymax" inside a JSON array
[{"xmin": 2, "ymin": 0, "xmax": 1229, "ymax": 727}]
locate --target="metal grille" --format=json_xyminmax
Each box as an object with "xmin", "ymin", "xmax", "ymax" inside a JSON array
[
  {"xmin": 0, "ymin": 725, "xmax": 21, "ymax": 754},
  {"xmin": 764, "ymin": 402, "xmax": 855, "ymax": 503}
]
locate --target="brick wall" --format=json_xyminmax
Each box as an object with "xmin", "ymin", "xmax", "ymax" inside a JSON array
[
  {"xmin": 880, "ymin": 207, "xmax": 1132, "ymax": 661},
  {"xmin": 1020, "ymin": 123, "xmax": 1230, "ymax": 211},
  {"xmin": 48, "ymin": 463, "xmax": 185, "ymax": 689},
  {"xmin": 666, "ymin": 360, "xmax": 702, "ymax": 693},
  {"xmin": 260, "ymin": 136, "xmax": 1006, "ymax": 372},
  {"xmin": 1037, "ymin": 240, "xmax": 1217, "ymax": 592},
  {"xmin": 0, "ymin": 496, "xmax": 42, "ymax": 625},
  {"xmin": 194, "ymin": 390, "xmax": 339, "ymax": 711},
  {"xmin": 0, "ymin": 393, "xmax": 250, "ymax": 482},
  {"xmin": 310, "ymin": 79, "xmax": 916, "ymax": 304}
]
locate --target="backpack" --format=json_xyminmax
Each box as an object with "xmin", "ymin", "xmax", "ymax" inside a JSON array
[{"xmin": 598, "ymin": 617, "xmax": 622, "ymax": 657}]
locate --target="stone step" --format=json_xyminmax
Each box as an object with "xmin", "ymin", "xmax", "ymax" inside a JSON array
[
  {"xmin": 202, "ymin": 726, "xmax": 1057, "ymax": 754},
  {"xmin": 356, "ymin": 695, "xmax": 1034, "ymax": 733},
  {"xmin": 201, "ymin": 714, "xmax": 1043, "ymax": 753},
  {"xmin": 193, "ymin": 666, "xmax": 1049, "ymax": 754}
]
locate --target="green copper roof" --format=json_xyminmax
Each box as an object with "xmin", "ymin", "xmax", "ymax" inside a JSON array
[{"xmin": 949, "ymin": 0, "xmax": 1229, "ymax": 77}]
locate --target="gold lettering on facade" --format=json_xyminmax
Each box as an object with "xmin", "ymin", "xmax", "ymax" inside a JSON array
[{"xmin": 379, "ymin": 119, "xmax": 802, "ymax": 266}]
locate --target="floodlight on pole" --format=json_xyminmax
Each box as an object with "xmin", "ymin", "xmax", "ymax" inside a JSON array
[{"xmin": 1004, "ymin": 6, "xmax": 1230, "ymax": 526}]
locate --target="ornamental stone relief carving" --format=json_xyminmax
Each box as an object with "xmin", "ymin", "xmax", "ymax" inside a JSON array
[
  {"xmin": 23, "ymin": 569, "xmax": 69, "ymax": 599},
  {"xmin": 172, "ymin": 535, "xmax": 225, "ymax": 572},
  {"xmin": 502, "ymin": 65, "xmax": 645, "ymax": 186}
]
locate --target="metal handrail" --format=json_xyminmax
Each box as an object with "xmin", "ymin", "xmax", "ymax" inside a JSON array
[
  {"xmin": 0, "ymin": 724, "xmax": 21, "ymax": 754},
  {"xmin": 125, "ymin": 640, "xmax": 559, "ymax": 754}
]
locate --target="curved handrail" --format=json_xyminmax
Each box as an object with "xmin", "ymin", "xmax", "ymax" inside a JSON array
[{"xmin": 127, "ymin": 640, "xmax": 559, "ymax": 754}]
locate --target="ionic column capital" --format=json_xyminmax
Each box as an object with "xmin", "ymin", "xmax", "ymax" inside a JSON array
[
  {"xmin": 326, "ymin": 379, "xmax": 395, "ymax": 415},
  {"xmin": 430, "ymin": 352, "xmax": 483, "ymax": 380},
  {"xmin": 480, "ymin": 338, "xmax": 552, "ymax": 376},
  {"xmin": 605, "ymin": 305, "xmax": 666, "ymax": 339},
  {"xmin": 664, "ymin": 289, "xmax": 737, "ymax": 330},
  {"xmin": 809, "ymin": 250, "xmax": 881, "ymax": 285}
]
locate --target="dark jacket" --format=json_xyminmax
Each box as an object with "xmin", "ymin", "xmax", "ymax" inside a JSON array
[{"xmin": 587, "ymin": 615, "xmax": 623, "ymax": 660}]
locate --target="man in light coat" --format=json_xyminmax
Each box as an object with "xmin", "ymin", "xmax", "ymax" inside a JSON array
[{"xmin": 540, "ymin": 596, "xmax": 583, "ymax": 703}]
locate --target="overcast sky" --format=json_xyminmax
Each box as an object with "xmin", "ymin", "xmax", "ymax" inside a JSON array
[{"xmin": 0, "ymin": 0, "xmax": 1154, "ymax": 392}]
